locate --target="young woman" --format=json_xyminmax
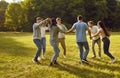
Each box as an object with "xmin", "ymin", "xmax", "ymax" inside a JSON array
[
  {"xmin": 92, "ymin": 21, "xmax": 116, "ymax": 63},
  {"xmin": 49, "ymin": 18, "xmax": 65, "ymax": 66}
]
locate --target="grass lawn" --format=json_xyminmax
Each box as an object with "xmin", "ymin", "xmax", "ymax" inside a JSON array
[{"xmin": 0, "ymin": 32, "xmax": 120, "ymax": 78}]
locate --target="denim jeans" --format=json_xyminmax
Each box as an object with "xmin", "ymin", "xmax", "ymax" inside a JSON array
[
  {"xmin": 92, "ymin": 38, "xmax": 101, "ymax": 57},
  {"xmin": 77, "ymin": 42, "xmax": 89, "ymax": 62},
  {"xmin": 33, "ymin": 39, "xmax": 42, "ymax": 60},
  {"xmin": 41, "ymin": 37, "xmax": 46, "ymax": 55},
  {"xmin": 102, "ymin": 37, "xmax": 114, "ymax": 59},
  {"xmin": 50, "ymin": 40, "xmax": 60, "ymax": 62}
]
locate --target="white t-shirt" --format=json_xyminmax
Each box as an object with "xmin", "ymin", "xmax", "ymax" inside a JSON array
[
  {"xmin": 89, "ymin": 26, "xmax": 100, "ymax": 40},
  {"xmin": 40, "ymin": 26, "xmax": 48, "ymax": 38},
  {"xmin": 57, "ymin": 24, "xmax": 68, "ymax": 38}
]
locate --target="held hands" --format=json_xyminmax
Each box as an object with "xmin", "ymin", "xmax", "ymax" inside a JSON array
[{"xmin": 45, "ymin": 18, "xmax": 51, "ymax": 24}]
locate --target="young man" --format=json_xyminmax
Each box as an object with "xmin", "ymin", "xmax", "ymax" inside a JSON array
[
  {"xmin": 32, "ymin": 17, "xmax": 50, "ymax": 64},
  {"xmin": 56, "ymin": 17, "xmax": 68, "ymax": 58},
  {"xmin": 67, "ymin": 15, "xmax": 91, "ymax": 64},
  {"xmin": 88, "ymin": 21, "xmax": 101, "ymax": 58}
]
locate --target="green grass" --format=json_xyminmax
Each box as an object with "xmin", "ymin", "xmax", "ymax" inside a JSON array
[{"xmin": 0, "ymin": 32, "xmax": 120, "ymax": 78}]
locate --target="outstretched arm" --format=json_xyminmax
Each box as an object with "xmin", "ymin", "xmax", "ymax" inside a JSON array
[{"xmin": 67, "ymin": 28, "xmax": 74, "ymax": 33}]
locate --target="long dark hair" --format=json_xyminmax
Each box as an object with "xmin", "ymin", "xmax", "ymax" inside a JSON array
[
  {"xmin": 98, "ymin": 21, "xmax": 110, "ymax": 37},
  {"xmin": 51, "ymin": 18, "xmax": 57, "ymax": 26}
]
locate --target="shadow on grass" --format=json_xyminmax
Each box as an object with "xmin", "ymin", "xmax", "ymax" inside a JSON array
[
  {"xmin": 0, "ymin": 37, "xmax": 34, "ymax": 57},
  {"xmin": 54, "ymin": 62, "xmax": 120, "ymax": 78},
  {"xmin": 89, "ymin": 58, "xmax": 120, "ymax": 73}
]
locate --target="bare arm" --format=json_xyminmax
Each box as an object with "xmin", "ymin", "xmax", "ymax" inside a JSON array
[
  {"xmin": 87, "ymin": 28, "xmax": 92, "ymax": 39},
  {"xmin": 67, "ymin": 28, "xmax": 74, "ymax": 33},
  {"xmin": 92, "ymin": 29, "xmax": 101, "ymax": 37}
]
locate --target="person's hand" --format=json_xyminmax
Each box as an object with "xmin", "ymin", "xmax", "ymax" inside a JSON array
[
  {"xmin": 45, "ymin": 18, "xmax": 51, "ymax": 24},
  {"xmin": 89, "ymin": 36, "xmax": 92, "ymax": 40}
]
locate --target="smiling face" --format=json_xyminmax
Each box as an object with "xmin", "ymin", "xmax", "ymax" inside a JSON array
[
  {"xmin": 88, "ymin": 21, "xmax": 93, "ymax": 28},
  {"xmin": 56, "ymin": 17, "xmax": 61, "ymax": 24}
]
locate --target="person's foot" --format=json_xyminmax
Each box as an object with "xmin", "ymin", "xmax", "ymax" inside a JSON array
[
  {"xmin": 91, "ymin": 55, "xmax": 96, "ymax": 58},
  {"xmin": 54, "ymin": 60, "xmax": 59, "ymax": 65},
  {"xmin": 41, "ymin": 56, "xmax": 45, "ymax": 59},
  {"xmin": 98, "ymin": 57, "xmax": 101, "ymax": 59},
  {"xmin": 37, "ymin": 57, "xmax": 41, "ymax": 61},
  {"xmin": 32, "ymin": 59, "xmax": 40, "ymax": 64},
  {"xmin": 110, "ymin": 58, "xmax": 116, "ymax": 63},
  {"xmin": 63, "ymin": 55, "xmax": 66, "ymax": 58},
  {"xmin": 82, "ymin": 59, "xmax": 89, "ymax": 64},
  {"xmin": 49, "ymin": 62, "xmax": 53, "ymax": 66}
]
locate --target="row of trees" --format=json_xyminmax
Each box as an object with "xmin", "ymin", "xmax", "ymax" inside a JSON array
[{"xmin": 0, "ymin": 0, "xmax": 120, "ymax": 32}]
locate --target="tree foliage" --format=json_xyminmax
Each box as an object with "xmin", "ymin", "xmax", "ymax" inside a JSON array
[
  {"xmin": 0, "ymin": 0, "xmax": 8, "ymax": 31},
  {"xmin": 0, "ymin": 0, "xmax": 120, "ymax": 31}
]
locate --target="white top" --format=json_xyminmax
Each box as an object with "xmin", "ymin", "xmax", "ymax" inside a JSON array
[
  {"xmin": 57, "ymin": 24, "xmax": 68, "ymax": 38},
  {"xmin": 40, "ymin": 26, "xmax": 48, "ymax": 38},
  {"xmin": 89, "ymin": 26, "xmax": 100, "ymax": 40}
]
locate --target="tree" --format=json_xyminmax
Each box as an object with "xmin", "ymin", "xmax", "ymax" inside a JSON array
[
  {"xmin": 0, "ymin": 0, "xmax": 8, "ymax": 31},
  {"xmin": 5, "ymin": 3, "xmax": 23, "ymax": 31},
  {"xmin": 104, "ymin": 0, "xmax": 118, "ymax": 30}
]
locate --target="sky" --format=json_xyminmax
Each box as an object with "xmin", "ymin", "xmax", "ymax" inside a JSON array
[{"xmin": 4, "ymin": 0, "xmax": 24, "ymax": 3}]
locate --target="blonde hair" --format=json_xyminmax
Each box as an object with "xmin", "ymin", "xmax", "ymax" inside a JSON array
[{"xmin": 56, "ymin": 17, "xmax": 61, "ymax": 21}]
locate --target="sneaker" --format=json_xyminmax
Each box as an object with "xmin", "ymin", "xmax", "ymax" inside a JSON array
[
  {"xmin": 41, "ymin": 56, "xmax": 45, "ymax": 59},
  {"xmin": 54, "ymin": 60, "xmax": 59, "ymax": 65},
  {"xmin": 91, "ymin": 55, "xmax": 96, "ymax": 58},
  {"xmin": 98, "ymin": 57, "xmax": 101, "ymax": 60},
  {"xmin": 82, "ymin": 59, "xmax": 89, "ymax": 64},
  {"xmin": 49, "ymin": 62, "xmax": 53, "ymax": 66},
  {"xmin": 111, "ymin": 58, "xmax": 116, "ymax": 63},
  {"xmin": 32, "ymin": 59, "xmax": 40, "ymax": 64},
  {"xmin": 63, "ymin": 55, "xmax": 66, "ymax": 58},
  {"xmin": 37, "ymin": 57, "xmax": 41, "ymax": 61}
]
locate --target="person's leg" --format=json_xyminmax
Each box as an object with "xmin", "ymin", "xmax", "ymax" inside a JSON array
[
  {"xmin": 60, "ymin": 38, "xmax": 66, "ymax": 56},
  {"xmin": 96, "ymin": 38, "xmax": 101, "ymax": 58},
  {"xmin": 102, "ymin": 38, "xmax": 114, "ymax": 59},
  {"xmin": 83, "ymin": 42, "xmax": 89, "ymax": 60},
  {"xmin": 33, "ymin": 39, "xmax": 42, "ymax": 61},
  {"xmin": 42, "ymin": 37, "xmax": 46, "ymax": 55},
  {"xmin": 92, "ymin": 40, "xmax": 96, "ymax": 57},
  {"xmin": 50, "ymin": 40, "xmax": 60, "ymax": 63},
  {"xmin": 77, "ymin": 42, "xmax": 83, "ymax": 63}
]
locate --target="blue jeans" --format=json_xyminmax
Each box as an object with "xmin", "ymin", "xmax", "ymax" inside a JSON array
[
  {"xmin": 40, "ymin": 37, "xmax": 46, "ymax": 55},
  {"xmin": 50, "ymin": 40, "xmax": 60, "ymax": 62},
  {"xmin": 33, "ymin": 39, "xmax": 42, "ymax": 60},
  {"xmin": 102, "ymin": 37, "xmax": 114, "ymax": 59},
  {"xmin": 77, "ymin": 42, "xmax": 89, "ymax": 62}
]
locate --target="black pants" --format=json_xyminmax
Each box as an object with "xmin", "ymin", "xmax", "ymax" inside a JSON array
[{"xmin": 102, "ymin": 37, "xmax": 114, "ymax": 59}]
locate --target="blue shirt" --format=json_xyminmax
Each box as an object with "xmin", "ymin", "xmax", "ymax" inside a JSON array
[{"xmin": 72, "ymin": 21, "xmax": 88, "ymax": 42}]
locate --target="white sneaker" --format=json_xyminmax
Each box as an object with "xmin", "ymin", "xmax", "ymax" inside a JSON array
[
  {"xmin": 63, "ymin": 55, "xmax": 66, "ymax": 58},
  {"xmin": 111, "ymin": 58, "xmax": 116, "ymax": 63},
  {"xmin": 37, "ymin": 57, "xmax": 41, "ymax": 61},
  {"xmin": 41, "ymin": 56, "xmax": 45, "ymax": 59}
]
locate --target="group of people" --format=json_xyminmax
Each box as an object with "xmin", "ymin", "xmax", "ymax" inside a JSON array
[{"xmin": 32, "ymin": 15, "xmax": 116, "ymax": 66}]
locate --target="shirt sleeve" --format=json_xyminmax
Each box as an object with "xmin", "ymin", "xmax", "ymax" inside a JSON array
[
  {"xmin": 63, "ymin": 24, "xmax": 68, "ymax": 31},
  {"xmin": 84, "ymin": 23, "xmax": 88, "ymax": 30},
  {"xmin": 72, "ymin": 23, "xmax": 76, "ymax": 29},
  {"xmin": 33, "ymin": 20, "xmax": 46, "ymax": 29}
]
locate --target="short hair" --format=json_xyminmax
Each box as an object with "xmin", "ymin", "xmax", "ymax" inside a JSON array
[
  {"xmin": 56, "ymin": 17, "xmax": 61, "ymax": 21},
  {"xmin": 36, "ymin": 17, "xmax": 43, "ymax": 20},
  {"xmin": 88, "ymin": 21, "xmax": 94, "ymax": 25},
  {"xmin": 77, "ymin": 15, "xmax": 83, "ymax": 20}
]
